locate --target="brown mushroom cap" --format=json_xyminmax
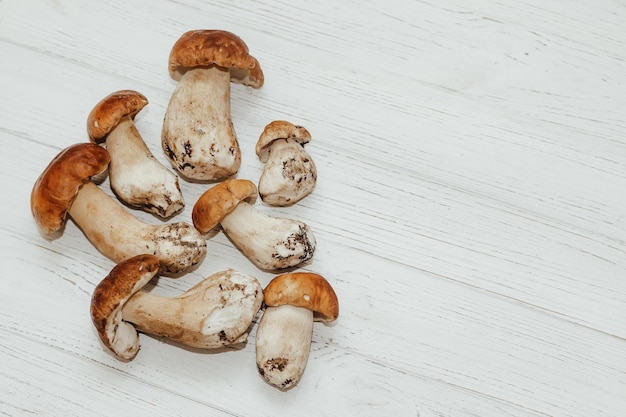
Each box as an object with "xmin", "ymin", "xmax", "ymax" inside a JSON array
[
  {"xmin": 168, "ymin": 29, "xmax": 264, "ymax": 87},
  {"xmin": 192, "ymin": 178, "xmax": 257, "ymax": 234},
  {"xmin": 255, "ymin": 120, "xmax": 312, "ymax": 162},
  {"xmin": 87, "ymin": 90, "xmax": 149, "ymax": 142},
  {"xmin": 30, "ymin": 143, "xmax": 110, "ymax": 238},
  {"xmin": 263, "ymin": 272, "xmax": 339, "ymax": 322},
  {"xmin": 90, "ymin": 254, "xmax": 159, "ymax": 360}
]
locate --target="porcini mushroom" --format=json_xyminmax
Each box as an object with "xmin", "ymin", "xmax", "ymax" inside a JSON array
[
  {"xmin": 90, "ymin": 254, "xmax": 159, "ymax": 360},
  {"xmin": 87, "ymin": 89, "xmax": 185, "ymax": 219},
  {"xmin": 121, "ymin": 268, "xmax": 263, "ymax": 349},
  {"xmin": 256, "ymin": 272, "xmax": 339, "ymax": 389},
  {"xmin": 162, "ymin": 29, "xmax": 264, "ymax": 181},
  {"xmin": 256, "ymin": 121, "xmax": 317, "ymax": 206},
  {"xmin": 192, "ymin": 179, "xmax": 316, "ymax": 270},
  {"xmin": 30, "ymin": 143, "xmax": 206, "ymax": 274},
  {"xmin": 91, "ymin": 255, "xmax": 264, "ymax": 359}
]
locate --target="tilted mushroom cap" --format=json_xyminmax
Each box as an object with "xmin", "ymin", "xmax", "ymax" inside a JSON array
[
  {"xmin": 255, "ymin": 120, "xmax": 312, "ymax": 163},
  {"xmin": 264, "ymin": 272, "xmax": 339, "ymax": 322},
  {"xmin": 168, "ymin": 29, "xmax": 264, "ymax": 87},
  {"xmin": 30, "ymin": 143, "xmax": 110, "ymax": 238},
  {"xmin": 192, "ymin": 178, "xmax": 257, "ymax": 234},
  {"xmin": 87, "ymin": 90, "xmax": 149, "ymax": 142},
  {"xmin": 90, "ymin": 254, "xmax": 159, "ymax": 360}
]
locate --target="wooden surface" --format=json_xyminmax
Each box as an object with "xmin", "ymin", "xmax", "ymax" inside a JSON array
[{"xmin": 1, "ymin": 1, "xmax": 625, "ymax": 416}]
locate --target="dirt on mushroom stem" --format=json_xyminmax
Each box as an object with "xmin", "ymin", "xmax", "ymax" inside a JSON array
[
  {"xmin": 219, "ymin": 202, "xmax": 317, "ymax": 270},
  {"xmin": 257, "ymin": 137, "xmax": 317, "ymax": 206},
  {"xmin": 255, "ymin": 305, "xmax": 314, "ymax": 389},
  {"xmin": 162, "ymin": 67, "xmax": 241, "ymax": 181},
  {"xmin": 121, "ymin": 269, "xmax": 263, "ymax": 349}
]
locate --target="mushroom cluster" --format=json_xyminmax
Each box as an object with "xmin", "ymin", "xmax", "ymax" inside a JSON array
[{"xmin": 30, "ymin": 29, "xmax": 338, "ymax": 391}]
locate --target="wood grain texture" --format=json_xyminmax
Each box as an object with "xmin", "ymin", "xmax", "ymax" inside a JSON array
[{"xmin": 1, "ymin": 1, "xmax": 625, "ymax": 416}]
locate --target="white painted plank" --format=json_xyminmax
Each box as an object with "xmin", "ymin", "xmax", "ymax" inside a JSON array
[
  {"xmin": 2, "ymin": 219, "xmax": 625, "ymax": 416},
  {"xmin": 1, "ymin": 0, "xmax": 625, "ymax": 416},
  {"xmin": 1, "ymin": 0, "xmax": 624, "ymax": 241},
  {"xmin": 5, "ymin": 233, "xmax": 623, "ymax": 417},
  {"xmin": 2, "ymin": 40, "xmax": 624, "ymax": 339}
]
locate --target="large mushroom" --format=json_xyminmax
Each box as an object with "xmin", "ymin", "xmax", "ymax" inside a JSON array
[
  {"xmin": 162, "ymin": 29, "xmax": 264, "ymax": 181},
  {"xmin": 90, "ymin": 254, "xmax": 264, "ymax": 360},
  {"xmin": 30, "ymin": 143, "xmax": 206, "ymax": 274},
  {"xmin": 192, "ymin": 179, "xmax": 316, "ymax": 271},
  {"xmin": 256, "ymin": 121, "xmax": 317, "ymax": 206},
  {"xmin": 256, "ymin": 272, "xmax": 339, "ymax": 390},
  {"xmin": 87, "ymin": 89, "xmax": 185, "ymax": 219}
]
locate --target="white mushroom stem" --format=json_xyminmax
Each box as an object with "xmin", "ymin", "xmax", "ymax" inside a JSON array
[
  {"xmin": 106, "ymin": 115, "xmax": 184, "ymax": 218},
  {"xmin": 256, "ymin": 305, "xmax": 314, "ymax": 390},
  {"xmin": 162, "ymin": 67, "xmax": 240, "ymax": 181},
  {"xmin": 121, "ymin": 269, "xmax": 263, "ymax": 348},
  {"xmin": 69, "ymin": 182, "xmax": 206, "ymax": 274},
  {"xmin": 258, "ymin": 138, "xmax": 317, "ymax": 206},
  {"xmin": 219, "ymin": 202, "xmax": 316, "ymax": 270}
]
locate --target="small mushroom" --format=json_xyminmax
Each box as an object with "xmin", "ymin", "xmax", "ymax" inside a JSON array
[
  {"xmin": 30, "ymin": 143, "xmax": 206, "ymax": 274},
  {"xmin": 87, "ymin": 89, "xmax": 185, "ymax": 219},
  {"xmin": 90, "ymin": 254, "xmax": 159, "ymax": 360},
  {"xmin": 192, "ymin": 179, "xmax": 316, "ymax": 270},
  {"xmin": 256, "ymin": 272, "xmax": 339, "ymax": 390},
  {"xmin": 256, "ymin": 121, "xmax": 317, "ymax": 206},
  {"xmin": 121, "ymin": 268, "xmax": 264, "ymax": 349},
  {"xmin": 162, "ymin": 29, "xmax": 264, "ymax": 181}
]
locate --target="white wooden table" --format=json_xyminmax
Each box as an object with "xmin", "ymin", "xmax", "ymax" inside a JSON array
[{"xmin": 1, "ymin": 1, "xmax": 625, "ymax": 416}]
